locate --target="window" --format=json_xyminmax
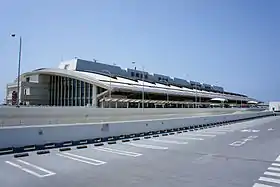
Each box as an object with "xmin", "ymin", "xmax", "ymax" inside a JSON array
[
  {"xmin": 144, "ymin": 75, "xmax": 148, "ymax": 79},
  {"xmin": 26, "ymin": 77, "xmax": 30, "ymax": 82},
  {"xmin": 140, "ymin": 74, "xmax": 143, "ymax": 78},
  {"xmin": 131, "ymin": 72, "xmax": 135, "ymax": 77},
  {"xmin": 158, "ymin": 77, "xmax": 161, "ymax": 81},
  {"xmin": 136, "ymin": 73, "xmax": 139, "ymax": 77}
]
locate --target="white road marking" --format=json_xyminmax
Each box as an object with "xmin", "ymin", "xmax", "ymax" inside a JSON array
[
  {"xmin": 268, "ymin": 128, "xmax": 274, "ymax": 131},
  {"xmin": 57, "ymin": 153, "xmax": 106, "ymax": 165},
  {"xmin": 168, "ymin": 136, "xmax": 204, "ymax": 141},
  {"xmin": 264, "ymin": 171, "xmax": 280, "ymax": 177},
  {"xmin": 148, "ymin": 139, "xmax": 188, "ymax": 145},
  {"xmin": 125, "ymin": 142, "xmax": 168, "ymax": 150},
  {"xmin": 241, "ymin": 129, "xmax": 260, "ymax": 133},
  {"xmin": 94, "ymin": 147, "xmax": 142, "ymax": 157},
  {"xmin": 5, "ymin": 160, "xmax": 55, "ymax": 178},
  {"xmin": 199, "ymin": 131, "xmax": 226, "ymax": 134},
  {"xmin": 272, "ymin": 163, "xmax": 280, "ymax": 167},
  {"xmin": 253, "ymin": 183, "xmax": 274, "ymax": 187},
  {"xmin": 210, "ymin": 129, "xmax": 233, "ymax": 132},
  {"xmin": 183, "ymin": 133, "xmax": 216, "ymax": 137},
  {"xmin": 275, "ymin": 155, "xmax": 280, "ymax": 162},
  {"xmin": 5, "ymin": 161, "xmax": 43, "ymax": 178},
  {"xmin": 16, "ymin": 159, "xmax": 56, "ymax": 177},
  {"xmin": 259, "ymin": 176, "xmax": 280, "ymax": 184},
  {"xmin": 229, "ymin": 135, "xmax": 258, "ymax": 147},
  {"xmin": 268, "ymin": 167, "xmax": 280, "ymax": 172}
]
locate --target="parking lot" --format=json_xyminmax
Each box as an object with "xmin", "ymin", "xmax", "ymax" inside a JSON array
[{"xmin": 0, "ymin": 116, "xmax": 280, "ymax": 187}]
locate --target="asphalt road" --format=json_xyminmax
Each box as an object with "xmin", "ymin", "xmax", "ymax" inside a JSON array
[{"xmin": 0, "ymin": 116, "xmax": 279, "ymax": 187}]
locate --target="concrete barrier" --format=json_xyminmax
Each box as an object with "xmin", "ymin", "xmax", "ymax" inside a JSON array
[
  {"xmin": 0, "ymin": 111, "xmax": 273, "ymax": 149},
  {"xmin": 0, "ymin": 107, "xmax": 265, "ymax": 126}
]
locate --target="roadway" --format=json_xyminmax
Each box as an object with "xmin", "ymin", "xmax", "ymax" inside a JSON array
[{"xmin": 0, "ymin": 115, "xmax": 279, "ymax": 187}]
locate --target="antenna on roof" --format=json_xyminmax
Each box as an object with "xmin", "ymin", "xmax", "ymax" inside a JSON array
[{"xmin": 93, "ymin": 58, "xmax": 98, "ymax": 63}]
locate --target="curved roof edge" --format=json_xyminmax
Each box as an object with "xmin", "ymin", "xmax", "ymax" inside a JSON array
[{"xmin": 21, "ymin": 68, "xmax": 110, "ymax": 89}]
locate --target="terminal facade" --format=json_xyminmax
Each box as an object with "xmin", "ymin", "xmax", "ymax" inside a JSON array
[{"xmin": 5, "ymin": 58, "xmax": 258, "ymax": 108}]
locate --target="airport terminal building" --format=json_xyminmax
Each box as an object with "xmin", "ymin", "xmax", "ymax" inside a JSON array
[{"xmin": 5, "ymin": 58, "xmax": 258, "ymax": 108}]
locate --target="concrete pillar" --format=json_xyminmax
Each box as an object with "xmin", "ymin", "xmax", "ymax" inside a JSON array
[
  {"xmin": 79, "ymin": 80, "xmax": 82, "ymax": 106},
  {"xmin": 75, "ymin": 79, "xmax": 78, "ymax": 106},
  {"xmin": 138, "ymin": 103, "xmax": 140, "ymax": 108},
  {"xmin": 60, "ymin": 76, "xmax": 63, "ymax": 106},
  {"xmin": 71, "ymin": 78, "xmax": 74, "ymax": 106},
  {"xmin": 127, "ymin": 102, "xmax": 129, "ymax": 108},
  {"xmin": 63, "ymin": 77, "xmax": 66, "ymax": 106},
  {"xmin": 115, "ymin": 102, "xmax": 118, "ymax": 108},
  {"xmin": 67, "ymin": 77, "xmax": 70, "ymax": 106},
  {"xmin": 87, "ymin": 82, "xmax": 90, "ymax": 106},
  {"xmin": 92, "ymin": 85, "xmax": 97, "ymax": 107},
  {"xmin": 55, "ymin": 76, "xmax": 59, "ymax": 106},
  {"xmin": 83, "ymin": 81, "xmax": 86, "ymax": 106}
]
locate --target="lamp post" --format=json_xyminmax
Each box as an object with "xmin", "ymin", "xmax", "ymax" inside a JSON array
[
  {"xmin": 11, "ymin": 34, "xmax": 22, "ymax": 107},
  {"xmin": 132, "ymin": 62, "xmax": 145, "ymax": 111},
  {"xmin": 163, "ymin": 80, "xmax": 169, "ymax": 107},
  {"xmin": 102, "ymin": 70, "xmax": 112, "ymax": 108},
  {"xmin": 185, "ymin": 74, "xmax": 197, "ymax": 108}
]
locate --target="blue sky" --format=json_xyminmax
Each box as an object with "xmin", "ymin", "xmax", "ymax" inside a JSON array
[{"xmin": 0, "ymin": 0, "xmax": 279, "ymax": 102}]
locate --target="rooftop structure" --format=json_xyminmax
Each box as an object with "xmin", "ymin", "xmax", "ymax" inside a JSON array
[{"xmin": 5, "ymin": 58, "xmax": 258, "ymax": 108}]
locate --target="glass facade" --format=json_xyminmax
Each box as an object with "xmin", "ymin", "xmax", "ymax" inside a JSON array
[{"xmin": 49, "ymin": 75, "xmax": 96, "ymax": 106}]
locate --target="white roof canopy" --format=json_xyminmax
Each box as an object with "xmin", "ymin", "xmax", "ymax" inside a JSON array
[{"xmin": 210, "ymin": 98, "xmax": 227, "ymax": 102}]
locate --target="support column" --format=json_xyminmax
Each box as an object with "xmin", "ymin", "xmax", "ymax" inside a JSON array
[
  {"xmin": 87, "ymin": 82, "xmax": 90, "ymax": 106},
  {"xmin": 92, "ymin": 85, "xmax": 97, "ymax": 107},
  {"xmin": 49, "ymin": 76, "xmax": 52, "ymax": 105},
  {"xmin": 75, "ymin": 79, "xmax": 78, "ymax": 106},
  {"xmin": 115, "ymin": 102, "xmax": 118, "ymax": 108},
  {"xmin": 63, "ymin": 77, "xmax": 66, "ymax": 106},
  {"xmin": 127, "ymin": 102, "xmax": 129, "ymax": 108},
  {"xmin": 71, "ymin": 78, "xmax": 74, "ymax": 106},
  {"xmin": 60, "ymin": 76, "xmax": 63, "ymax": 106},
  {"xmin": 56, "ymin": 76, "xmax": 59, "ymax": 106},
  {"xmin": 67, "ymin": 77, "xmax": 70, "ymax": 106}
]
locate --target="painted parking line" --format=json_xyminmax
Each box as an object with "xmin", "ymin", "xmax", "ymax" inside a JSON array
[
  {"xmin": 167, "ymin": 136, "xmax": 204, "ymax": 141},
  {"xmin": 182, "ymin": 133, "xmax": 216, "ymax": 137},
  {"xmin": 253, "ymin": 183, "xmax": 274, "ymax": 187},
  {"xmin": 275, "ymin": 155, "xmax": 280, "ymax": 162},
  {"xmin": 94, "ymin": 147, "xmax": 142, "ymax": 157},
  {"xmin": 148, "ymin": 139, "xmax": 188, "ymax": 145},
  {"xmin": 125, "ymin": 142, "xmax": 168, "ymax": 150},
  {"xmin": 272, "ymin": 163, "xmax": 280, "ymax": 167},
  {"xmin": 267, "ymin": 167, "xmax": 280, "ymax": 172},
  {"xmin": 5, "ymin": 159, "xmax": 56, "ymax": 178},
  {"xmin": 199, "ymin": 131, "xmax": 226, "ymax": 134},
  {"xmin": 56, "ymin": 152, "xmax": 106, "ymax": 166},
  {"xmin": 264, "ymin": 171, "xmax": 280, "ymax": 177},
  {"xmin": 259, "ymin": 176, "xmax": 280, "ymax": 185}
]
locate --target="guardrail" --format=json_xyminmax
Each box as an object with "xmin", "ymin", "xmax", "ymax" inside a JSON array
[{"xmin": 0, "ymin": 111, "xmax": 274, "ymax": 156}]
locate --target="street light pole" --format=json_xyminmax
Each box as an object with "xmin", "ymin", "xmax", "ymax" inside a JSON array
[
  {"xmin": 141, "ymin": 65, "xmax": 145, "ymax": 111},
  {"xmin": 102, "ymin": 70, "xmax": 112, "ymax": 108},
  {"xmin": 132, "ymin": 62, "xmax": 145, "ymax": 111},
  {"xmin": 164, "ymin": 80, "xmax": 169, "ymax": 107},
  {"xmin": 11, "ymin": 34, "xmax": 22, "ymax": 107}
]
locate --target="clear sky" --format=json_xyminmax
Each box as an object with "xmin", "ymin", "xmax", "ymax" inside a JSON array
[{"xmin": 0, "ymin": 0, "xmax": 279, "ymax": 102}]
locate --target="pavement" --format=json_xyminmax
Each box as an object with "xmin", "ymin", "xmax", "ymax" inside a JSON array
[{"xmin": 0, "ymin": 116, "xmax": 279, "ymax": 187}]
